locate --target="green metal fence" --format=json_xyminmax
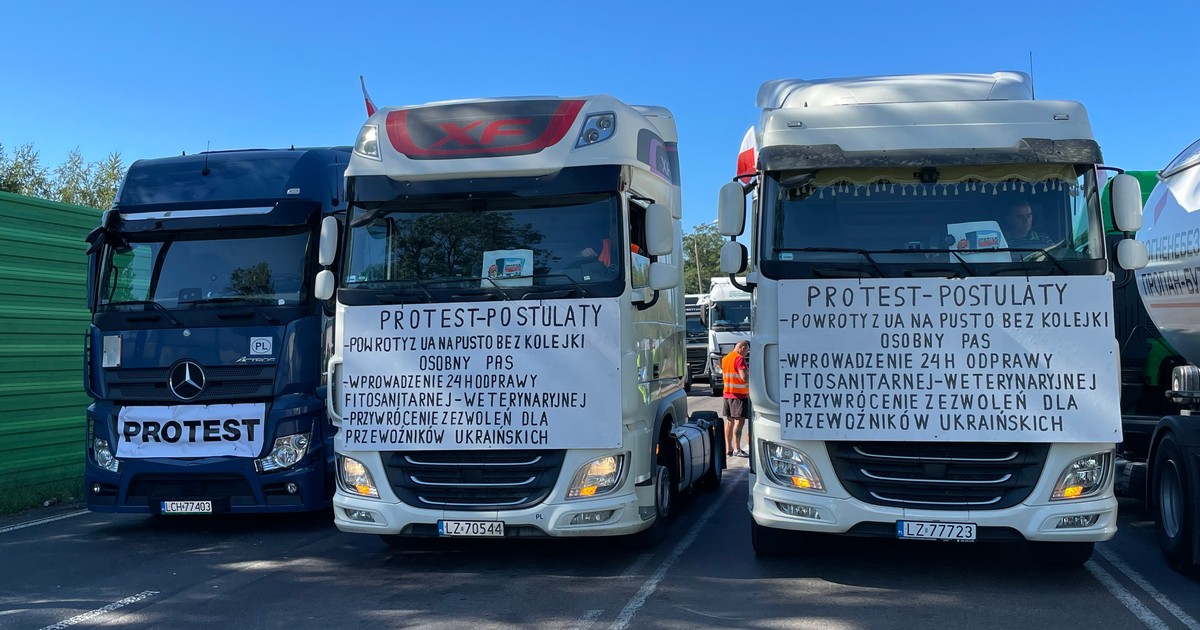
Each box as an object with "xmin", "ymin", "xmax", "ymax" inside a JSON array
[{"xmin": 0, "ymin": 191, "xmax": 100, "ymax": 511}]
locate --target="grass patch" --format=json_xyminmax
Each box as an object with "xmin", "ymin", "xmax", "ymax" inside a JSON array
[{"xmin": 0, "ymin": 477, "xmax": 83, "ymax": 516}]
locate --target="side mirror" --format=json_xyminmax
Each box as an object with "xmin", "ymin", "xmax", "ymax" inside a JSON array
[
  {"xmin": 319, "ymin": 216, "xmax": 340, "ymax": 267},
  {"xmin": 1116, "ymin": 239, "xmax": 1148, "ymax": 270},
  {"xmin": 314, "ymin": 269, "xmax": 336, "ymax": 301},
  {"xmin": 719, "ymin": 241, "xmax": 747, "ymax": 274},
  {"xmin": 1111, "ymin": 173, "xmax": 1144, "ymax": 232},
  {"xmin": 717, "ymin": 181, "xmax": 747, "ymax": 237},
  {"xmin": 644, "ymin": 203, "xmax": 674, "ymax": 256},
  {"xmin": 648, "ymin": 262, "xmax": 679, "ymax": 290}
]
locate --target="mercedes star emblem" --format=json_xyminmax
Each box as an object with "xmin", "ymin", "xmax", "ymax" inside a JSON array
[{"xmin": 168, "ymin": 361, "xmax": 206, "ymax": 400}]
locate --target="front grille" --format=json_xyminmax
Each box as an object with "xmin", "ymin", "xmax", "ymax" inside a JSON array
[
  {"xmin": 827, "ymin": 442, "xmax": 1049, "ymax": 510},
  {"xmin": 127, "ymin": 474, "xmax": 254, "ymax": 506},
  {"xmin": 106, "ymin": 365, "xmax": 276, "ymax": 403},
  {"xmin": 382, "ymin": 450, "xmax": 566, "ymax": 511}
]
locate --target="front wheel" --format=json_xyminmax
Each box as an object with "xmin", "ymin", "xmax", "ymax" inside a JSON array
[
  {"xmin": 1152, "ymin": 432, "xmax": 1197, "ymax": 574},
  {"xmin": 626, "ymin": 464, "xmax": 673, "ymax": 550},
  {"xmin": 751, "ymin": 517, "xmax": 792, "ymax": 557}
]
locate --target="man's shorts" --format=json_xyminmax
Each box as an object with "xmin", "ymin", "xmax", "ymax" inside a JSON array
[{"xmin": 723, "ymin": 397, "xmax": 748, "ymax": 419}]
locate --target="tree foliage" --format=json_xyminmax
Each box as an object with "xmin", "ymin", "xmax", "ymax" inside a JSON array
[
  {"xmin": 0, "ymin": 142, "xmax": 123, "ymax": 209},
  {"xmin": 682, "ymin": 221, "xmax": 724, "ymax": 294}
]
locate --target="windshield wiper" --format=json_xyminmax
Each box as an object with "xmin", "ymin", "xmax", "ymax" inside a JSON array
[
  {"xmin": 776, "ymin": 247, "xmax": 887, "ymax": 277},
  {"xmin": 1002, "ymin": 247, "xmax": 1071, "ymax": 275},
  {"xmin": 185, "ymin": 297, "xmax": 279, "ymax": 324},
  {"xmin": 101, "ymin": 300, "xmax": 184, "ymax": 327}
]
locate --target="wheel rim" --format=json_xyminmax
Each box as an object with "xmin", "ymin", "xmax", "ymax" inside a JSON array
[{"xmin": 1159, "ymin": 459, "xmax": 1183, "ymax": 539}]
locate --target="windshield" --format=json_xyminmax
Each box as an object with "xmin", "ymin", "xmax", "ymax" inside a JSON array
[
  {"xmin": 100, "ymin": 229, "xmax": 311, "ymax": 308},
  {"xmin": 709, "ymin": 300, "xmax": 750, "ymax": 330},
  {"xmin": 760, "ymin": 165, "xmax": 1103, "ymax": 271},
  {"xmin": 343, "ymin": 193, "xmax": 627, "ymax": 300}
]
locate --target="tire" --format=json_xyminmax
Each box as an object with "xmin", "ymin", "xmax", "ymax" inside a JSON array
[
  {"xmin": 627, "ymin": 464, "xmax": 673, "ymax": 549},
  {"xmin": 684, "ymin": 369, "xmax": 693, "ymax": 393},
  {"xmin": 1152, "ymin": 432, "xmax": 1197, "ymax": 574},
  {"xmin": 751, "ymin": 517, "xmax": 792, "ymax": 557},
  {"xmin": 710, "ymin": 381, "xmax": 723, "ymax": 397},
  {"xmin": 1028, "ymin": 541, "xmax": 1094, "ymax": 567}
]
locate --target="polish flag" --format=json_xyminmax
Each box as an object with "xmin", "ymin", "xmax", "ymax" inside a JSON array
[
  {"xmin": 360, "ymin": 75, "xmax": 377, "ymax": 117},
  {"xmin": 736, "ymin": 127, "xmax": 756, "ymax": 183}
]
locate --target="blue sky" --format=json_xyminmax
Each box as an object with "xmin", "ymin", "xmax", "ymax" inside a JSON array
[{"xmin": 3, "ymin": 1, "xmax": 1197, "ymax": 231}]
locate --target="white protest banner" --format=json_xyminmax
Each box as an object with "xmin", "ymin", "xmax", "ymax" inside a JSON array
[
  {"xmin": 777, "ymin": 276, "xmax": 1119, "ymax": 442},
  {"xmin": 117, "ymin": 403, "xmax": 266, "ymax": 458},
  {"xmin": 339, "ymin": 298, "xmax": 622, "ymax": 450}
]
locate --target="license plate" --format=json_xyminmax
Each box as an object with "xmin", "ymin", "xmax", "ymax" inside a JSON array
[
  {"xmin": 438, "ymin": 520, "xmax": 504, "ymax": 537},
  {"xmin": 160, "ymin": 500, "xmax": 213, "ymax": 514},
  {"xmin": 897, "ymin": 520, "xmax": 976, "ymax": 541}
]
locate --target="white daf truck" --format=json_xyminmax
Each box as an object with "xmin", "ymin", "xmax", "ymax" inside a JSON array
[
  {"xmin": 716, "ymin": 71, "xmax": 1145, "ymax": 565},
  {"xmin": 700, "ymin": 276, "xmax": 751, "ymax": 396},
  {"xmin": 316, "ymin": 94, "xmax": 720, "ymax": 546}
]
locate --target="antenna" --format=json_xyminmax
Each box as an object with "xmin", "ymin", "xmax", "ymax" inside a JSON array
[
  {"xmin": 1029, "ymin": 51, "xmax": 1035, "ymax": 100},
  {"xmin": 201, "ymin": 141, "xmax": 211, "ymax": 176}
]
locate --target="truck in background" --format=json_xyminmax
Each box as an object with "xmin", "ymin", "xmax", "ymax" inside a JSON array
[
  {"xmin": 699, "ymin": 277, "xmax": 751, "ymax": 396},
  {"xmin": 717, "ymin": 71, "xmax": 1144, "ymax": 565},
  {"xmin": 1110, "ymin": 142, "xmax": 1200, "ymax": 573},
  {"xmin": 84, "ymin": 147, "xmax": 349, "ymax": 514},
  {"xmin": 320, "ymin": 94, "xmax": 720, "ymax": 546},
  {"xmin": 684, "ymin": 293, "xmax": 706, "ymax": 392}
]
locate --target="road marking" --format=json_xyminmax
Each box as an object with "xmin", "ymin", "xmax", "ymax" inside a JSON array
[
  {"xmin": 570, "ymin": 609, "xmax": 603, "ymax": 630},
  {"xmin": 37, "ymin": 590, "xmax": 158, "ymax": 630},
  {"xmin": 0, "ymin": 510, "xmax": 88, "ymax": 534},
  {"xmin": 608, "ymin": 469, "xmax": 745, "ymax": 630},
  {"xmin": 1085, "ymin": 560, "xmax": 1170, "ymax": 630},
  {"xmin": 1098, "ymin": 546, "xmax": 1200, "ymax": 630}
]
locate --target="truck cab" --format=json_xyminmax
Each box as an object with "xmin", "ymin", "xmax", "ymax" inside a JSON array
[
  {"xmin": 701, "ymin": 277, "xmax": 751, "ymax": 397},
  {"xmin": 84, "ymin": 147, "xmax": 349, "ymax": 514}
]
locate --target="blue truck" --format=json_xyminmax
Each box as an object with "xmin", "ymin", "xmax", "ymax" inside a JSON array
[{"xmin": 83, "ymin": 147, "xmax": 349, "ymax": 514}]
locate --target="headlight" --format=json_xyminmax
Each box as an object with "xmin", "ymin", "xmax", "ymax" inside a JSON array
[
  {"xmin": 338, "ymin": 455, "xmax": 379, "ymax": 498},
  {"xmin": 762, "ymin": 441, "xmax": 825, "ymax": 492},
  {"xmin": 255, "ymin": 433, "xmax": 311, "ymax": 473},
  {"xmin": 92, "ymin": 438, "xmax": 120, "ymax": 473},
  {"xmin": 1051, "ymin": 451, "xmax": 1111, "ymax": 500},
  {"xmin": 567, "ymin": 454, "xmax": 626, "ymax": 499}
]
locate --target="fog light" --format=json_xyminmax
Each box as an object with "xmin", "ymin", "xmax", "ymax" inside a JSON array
[
  {"xmin": 569, "ymin": 510, "xmax": 614, "ymax": 525},
  {"xmin": 285, "ymin": 482, "xmax": 299, "ymax": 495},
  {"xmin": 1056, "ymin": 514, "xmax": 1100, "ymax": 528},
  {"xmin": 345, "ymin": 509, "xmax": 376, "ymax": 523},
  {"xmin": 775, "ymin": 501, "xmax": 821, "ymax": 520},
  {"xmin": 92, "ymin": 483, "xmax": 102, "ymax": 494}
]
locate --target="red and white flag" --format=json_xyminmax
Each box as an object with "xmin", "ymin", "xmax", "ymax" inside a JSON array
[
  {"xmin": 360, "ymin": 75, "xmax": 377, "ymax": 117},
  {"xmin": 736, "ymin": 127, "xmax": 756, "ymax": 183}
]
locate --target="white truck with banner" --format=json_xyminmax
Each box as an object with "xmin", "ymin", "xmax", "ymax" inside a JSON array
[
  {"xmin": 716, "ymin": 71, "xmax": 1146, "ymax": 565},
  {"xmin": 316, "ymin": 94, "xmax": 720, "ymax": 546}
]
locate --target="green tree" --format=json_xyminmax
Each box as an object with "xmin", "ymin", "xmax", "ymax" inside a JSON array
[
  {"xmin": 0, "ymin": 143, "xmax": 123, "ymax": 209},
  {"xmin": 682, "ymin": 221, "xmax": 723, "ymax": 294},
  {"xmin": 0, "ymin": 143, "xmax": 53, "ymax": 198}
]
